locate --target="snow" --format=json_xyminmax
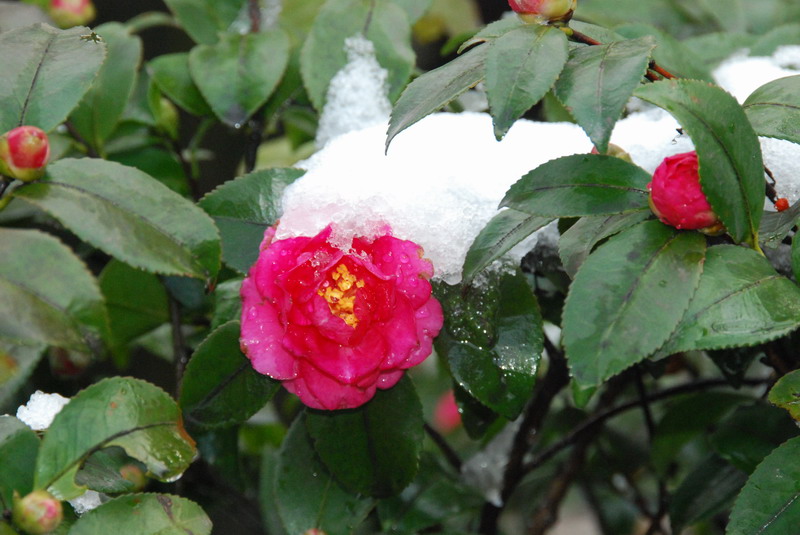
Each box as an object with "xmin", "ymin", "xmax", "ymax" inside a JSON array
[
  {"xmin": 16, "ymin": 390, "xmax": 69, "ymax": 431},
  {"xmin": 68, "ymin": 490, "xmax": 103, "ymax": 515},
  {"xmin": 315, "ymin": 35, "xmax": 392, "ymax": 147},
  {"xmin": 273, "ymin": 39, "xmax": 800, "ymax": 284}
]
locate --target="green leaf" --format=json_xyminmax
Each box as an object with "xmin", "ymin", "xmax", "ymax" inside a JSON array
[
  {"xmin": 148, "ymin": 53, "xmax": 212, "ymax": 116},
  {"xmin": 743, "ymin": 75, "xmax": 800, "ymax": 145},
  {"xmin": 69, "ymin": 23, "xmax": 142, "ymax": 153},
  {"xmin": 760, "ymin": 201, "xmax": 800, "ymax": 249},
  {"xmin": 500, "ymin": 154, "xmax": 652, "ymax": 217},
  {"xmin": 301, "ymin": 0, "xmax": 414, "ymax": 111},
  {"xmin": 462, "ymin": 209, "xmax": 551, "ymax": 282},
  {"xmin": 749, "ymin": 23, "xmax": 800, "ymax": 56},
  {"xmin": 554, "ymin": 37, "xmax": 655, "ymax": 153},
  {"xmin": 659, "ymin": 245, "xmax": 800, "ymax": 355},
  {"xmin": 386, "ymin": 43, "xmax": 486, "ymax": 148},
  {"xmin": 199, "ymin": 168, "xmax": 304, "ymax": 273},
  {"xmin": 0, "ymin": 416, "xmax": 39, "ymax": 511},
  {"xmin": 635, "ymin": 80, "xmax": 764, "ymax": 244},
  {"xmin": 669, "ymin": 454, "xmax": 747, "ymax": 534},
  {"xmin": 377, "ymin": 452, "xmax": 483, "ymax": 533},
  {"xmin": 69, "ymin": 494, "xmax": 212, "ymax": 535},
  {"xmin": 457, "ymin": 17, "xmax": 525, "ymax": 53},
  {"xmin": 438, "ymin": 271, "xmax": 543, "ymax": 419},
  {"xmin": 615, "ymin": 24, "xmax": 712, "ymax": 82},
  {"xmin": 727, "ymin": 436, "xmax": 800, "ymax": 535},
  {"xmin": 98, "ymin": 260, "xmax": 169, "ymax": 365},
  {"xmin": 651, "ymin": 391, "xmax": 749, "ymax": 475},
  {"xmin": 0, "ymin": 342, "xmax": 45, "ymax": 411},
  {"xmin": 563, "ymin": 221, "xmax": 706, "ymax": 387},
  {"xmin": 0, "ymin": 23, "xmax": 106, "ymax": 133},
  {"xmin": 391, "ymin": 0, "xmax": 431, "ymax": 22},
  {"xmin": 768, "ymin": 369, "xmax": 800, "ymax": 421},
  {"xmin": 558, "ymin": 211, "xmax": 651, "ymax": 278},
  {"xmin": 189, "ymin": 30, "xmax": 289, "ymax": 127},
  {"xmin": 75, "ymin": 448, "xmax": 145, "ymax": 494},
  {"xmin": 211, "ymin": 278, "xmax": 243, "ymax": 330},
  {"xmin": 275, "ymin": 415, "xmax": 374, "ymax": 535},
  {"xmin": 0, "ymin": 228, "xmax": 107, "ymax": 352},
  {"xmin": 162, "ymin": 0, "xmax": 247, "ymax": 45},
  {"xmin": 710, "ymin": 404, "xmax": 797, "ymax": 474},
  {"xmin": 485, "ymin": 24, "xmax": 568, "ymax": 139},
  {"xmin": 306, "ymin": 376, "xmax": 423, "ymax": 498},
  {"xmin": 180, "ymin": 321, "xmax": 280, "ymax": 430},
  {"xmin": 35, "ymin": 377, "xmax": 197, "ymax": 500},
  {"xmin": 14, "ymin": 159, "xmax": 221, "ymax": 283}
]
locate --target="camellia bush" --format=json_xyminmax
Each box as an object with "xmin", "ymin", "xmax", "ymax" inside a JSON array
[{"xmin": 3, "ymin": 0, "xmax": 800, "ymax": 533}]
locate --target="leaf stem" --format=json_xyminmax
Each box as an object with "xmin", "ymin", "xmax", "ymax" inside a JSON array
[
  {"xmin": 566, "ymin": 28, "xmax": 677, "ymax": 81},
  {"xmin": 169, "ymin": 294, "xmax": 188, "ymax": 397}
]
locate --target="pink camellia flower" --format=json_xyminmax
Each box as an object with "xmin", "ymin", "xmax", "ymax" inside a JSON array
[
  {"xmin": 240, "ymin": 225, "xmax": 444, "ymax": 410},
  {"xmin": 433, "ymin": 390, "xmax": 462, "ymax": 433},
  {"xmin": 508, "ymin": 0, "xmax": 577, "ymax": 23},
  {"xmin": 49, "ymin": 0, "xmax": 96, "ymax": 28},
  {"xmin": 0, "ymin": 126, "xmax": 50, "ymax": 182},
  {"xmin": 647, "ymin": 151, "xmax": 723, "ymax": 234}
]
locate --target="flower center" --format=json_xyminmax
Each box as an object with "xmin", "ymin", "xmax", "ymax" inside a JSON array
[{"xmin": 318, "ymin": 263, "xmax": 365, "ymax": 327}]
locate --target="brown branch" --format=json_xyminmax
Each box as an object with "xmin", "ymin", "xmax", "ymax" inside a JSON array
[{"xmin": 569, "ymin": 29, "xmax": 677, "ymax": 82}]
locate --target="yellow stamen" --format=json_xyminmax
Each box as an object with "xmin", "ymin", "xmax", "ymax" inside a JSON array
[{"xmin": 318, "ymin": 264, "xmax": 364, "ymax": 327}]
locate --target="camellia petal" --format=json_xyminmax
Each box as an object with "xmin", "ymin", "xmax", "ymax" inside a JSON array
[{"xmin": 240, "ymin": 224, "xmax": 444, "ymax": 410}]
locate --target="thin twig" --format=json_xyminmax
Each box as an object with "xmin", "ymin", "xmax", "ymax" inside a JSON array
[
  {"xmin": 248, "ymin": 0, "xmax": 262, "ymax": 33},
  {"xmin": 634, "ymin": 368, "xmax": 669, "ymax": 535},
  {"xmin": 568, "ymin": 29, "xmax": 677, "ymax": 82},
  {"xmin": 522, "ymin": 377, "xmax": 768, "ymax": 475},
  {"xmin": 424, "ymin": 422, "xmax": 462, "ymax": 472},
  {"xmin": 169, "ymin": 294, "xmax": 188, "ymax": 397},
  {"xmin": 64, "ymin": 121, "xmax": 100, "ymax": 158}
]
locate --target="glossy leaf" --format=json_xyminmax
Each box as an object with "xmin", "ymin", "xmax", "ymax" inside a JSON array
[
  {"xmin": 189, "ymin": 30, "xmax": 289, "ymax": 127},
  {"xmin": 301, "ymin": 0, "xmax": 414, "ymax": 111},
  {"xmin": 760, "ymin": 202, "xmax": 800, "ymax": 249},
  {"xmin": 462, "ymin": 209, "xmax": 551, "ymax": 282},
  {"xmin": 75, "ymin": 448, "xmax": 145, "ymax": 494},
  {"xmin": 743, "ymin": 75, "xmax": 800, "ymax": 145},
  {"xmin": 386, "ymin": 44, "xmax": 486, "ymax": 148},
  {"xmin": 69, "ymin": 23, "xmax": 142, "ymax": 153},
  {"xmin": 635, "ymin": 80, "xmax": 764, "ymax": 244},
  {"xmin": 180, "ymin": 321, "xmax": 280, "ymax": 430},
  {"xmin": 211, "ymin": 279, "xmax": 243, "ymax": 330},
  {"xmin": 306, "ymin": 376, "xmax": 423, "ymax": 498},
  {"xmin": 0, "ymin": 23, "xmax": 106, "ymax": 133},
  {"xmin": 438, "ymin": 272, "xmax": 542, "ymax": 419},
  {"xmin": 14, "ymin": 159, "xmax": 221, "ymax": 283},
  {"xmin": 768, "ymin": 369, "xmax": 800, "ymax": 421},
  {"xmin": 485, "ymin": 24, "xmax": 568, "ymax": 139},
  {"xmin": 69, "ymin": 494, "xmax": 212, "ymax": 535},
  {"xmin": 98, "ymin": 260, "xmax": 168, "ymax": 364},
  {"xmin": 659, "ymin": 245, "xmax": 800, "ymax": 355},
  {"xmin": 727, "ymin": 436, "xmax": 800, "ymax": 535},
  {"xmin": 563, "ymin": 221, "xmax": 706, "ymax": 387},
  {"xmin": 458, "ymin": 17, "xmax": 524, "ymax": 53},
  {"xmin": 0, "ymin": 342, "xmax": 45, "ymax": 410},
  {"xmin": 669, "ymin": 454, "xmax": 747, "ymax": 534},
  {"xmin": 554, "ymin": 37, "xmax": 655, "ymax": 153},
  {"xmin": 147, "ymin": 53, "xmax": 211, "ymax": 116},
  {"xmin": 0, "ymin": 228, "xmax": 107, "ymax": 352},
  {"xmin": 558, "ymin": 211, "xmax": 651, "ymax": 278},
  {"xmin": 34, "ymin": 377, "xmax": 196, "ymax": 500},
  {"xmin": 162, "ymin": 0, "xmax": 247, "ymax": 45},
  {"xmin": 0, "ymin": 416, "xmax": 39, "ymax": 511},
  {"xmin": 275, "ymin": 415, "xmax": 374, "ymax": 535},
  {"xmin": 199, "ymin": 168, "xmax": 304, "ymax": 273},
  {"xmin": 501, "ymin": 154, "xmax": 652, "ymax": 217}
]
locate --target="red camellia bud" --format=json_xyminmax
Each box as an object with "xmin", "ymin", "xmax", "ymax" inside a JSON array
[
  {"xmin": 12, "ymin": 491, "xmax": 63, "ymax": 535},
  {"xmin": 508, "ymin": 0, "xmax": 577, "ymax": 23},
  {"xmin": 775, "ymin": 198, "xmax": 790, "ymax": 212},
  {"xmin": 0, "ymin": 126, "xmax": 50, "ymax": 183},
  {"xmin": 647, "ymin": 151, "xmax": 723, "ymax": 234},
  {"xmin": 49, "ymin": 0, "xmax": 96, "ymax": 28}
]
